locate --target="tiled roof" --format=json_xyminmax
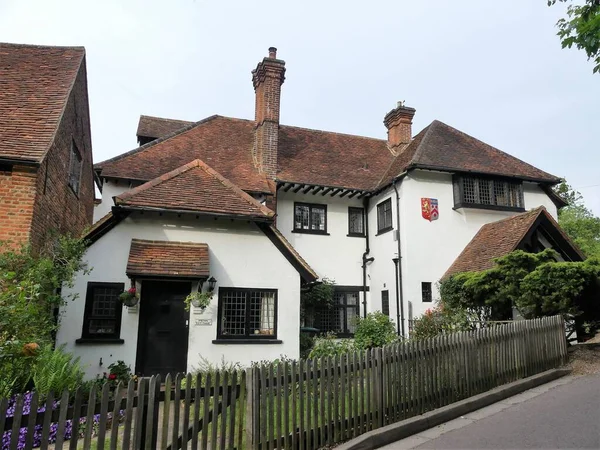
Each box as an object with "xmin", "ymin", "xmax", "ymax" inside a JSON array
[
  {"xmin": 99, "ymin": 115, "xmax": 558, "ymax": 194},
  {"xmin": 0, "ymin": 43, "xmax": 85, "ymax": 162},
  {"xmin": 136, "ymin": 115, "xmax": 192, "ymax": 140},
  {"xmin": 443, "ymin": 206, "xmax": 584, "ymax": 278},
  {"xmin": 126, "ymin": 239, "xmax": 209, "ymax": 278},
  {"xmin": 97, "ymin": 116, "xmax": 272, "ymax": 193},
  {"xmin": 277, "ymin": 125, "xmax": 394, "ymax": 190},
  {"xmin": 114, "ymin": 159, "xmax": 275, "ymax": 220},
  {"xmin": 378, "ymin": 121, "xmax": 559, "ymax": 188}
]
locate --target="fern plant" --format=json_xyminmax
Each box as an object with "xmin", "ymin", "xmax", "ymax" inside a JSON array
[{"xmin": 32, "ymin": 344, "xmax": 85, "ymax": 398}]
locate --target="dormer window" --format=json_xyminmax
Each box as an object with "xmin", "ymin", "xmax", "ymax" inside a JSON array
[{"xmin": 453, "ymin": 175, "xmax": 524, "ymax": 211}]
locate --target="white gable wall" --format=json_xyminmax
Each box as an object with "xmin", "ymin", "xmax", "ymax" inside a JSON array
[
  {"xmin": 57, "ymin": 213, "xmax": 300, "ymax": 379},
  {"xmin": 93, "ymin": 180, "xmax": 133, "ymax": 222},
  {"xmin": 399, "ymin": 170, "xmax": 559, "ymax": 323}
]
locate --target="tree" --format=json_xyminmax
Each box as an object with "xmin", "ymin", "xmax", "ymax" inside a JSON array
[
  {"xmin": 549, "ymin": 0, "xmax": 600, "ymax": 74},
  {"xmin": 439, "ymin": 249, "xmax": 600, "ymax": 334},
  {"xmin": 0, "ymin": 235, "xmax": 89, "ymax": 394},
  {"xmin": 554, "ymin": 181, "xmax": 600, "ymax": 258}
]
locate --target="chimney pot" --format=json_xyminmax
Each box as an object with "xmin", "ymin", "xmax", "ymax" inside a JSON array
[{"xmin": 268, "ymin": 47, "xmax": 277, "ymax": 58}]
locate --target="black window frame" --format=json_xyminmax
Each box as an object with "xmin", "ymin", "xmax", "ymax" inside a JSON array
[
  {"xmin": 377, "ymin": 198, "xmax": 393, "ymax": 234},
  {"xmin": 80, "ymin": 282, "xmax": 124, "ymax": 341},
  {"xmin": 293, "ymin": 202, "xmax": 328, "ymax": 235},
  {"xmin": 313, "ymin": 289, "xmax": 360, "ymax": 337},
  {"xmin": 381, "ymin": 290, "xmax": 390, "ymax": 316},
  {"xmin": 216, "ymin": 287, "xmax": 278, "ymax": 340},
  {"xmin": 347, "ymin": 207, "xmax": 366, "ymax": 237},
  {"xmin": 421, "ymin": 282, "xmax": 433, "ymax": 303},
  {"xmin": 453, "ymin": 175, "xmax": 525, "ymax": 212},
  {"xmin": 68, "ymin": 141, "xmax": 83, "ymax": 195}
]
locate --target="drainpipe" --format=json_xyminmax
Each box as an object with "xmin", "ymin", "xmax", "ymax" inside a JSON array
[
  {"xmin": 392, "ymin": 257, "xmax": 401, "ymax": 336},
  {"xmin": 393, "ymin": 174, "xmax": 407, "ymax": 337},
  {"xmin": 361, "ymin": 197, "xmax": 374, "ymax": 318}
]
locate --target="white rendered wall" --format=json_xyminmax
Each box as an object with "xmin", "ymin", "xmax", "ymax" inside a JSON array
[
  {"xmin": 93, "ymin": 179, "xmax": 133, "ymax": 222},
  {"xmin": 276, "ymin": 191, "xmax": 366, "ymax": 286},
  {"xmin": 399, "ymin": 170, "xmax": 559, "ymax": 322},
  {"xmin": 366, "ymin": 186, "xmax": 404, "ymax": 334},
  {"xmin": 57, "ymin": 213, "xmax": 300, "ymax": 379}
]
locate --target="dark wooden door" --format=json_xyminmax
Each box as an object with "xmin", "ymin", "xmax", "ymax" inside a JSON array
[{"xmin": 136, "ymin": 280, "xmax": 191, "ymax": 377}]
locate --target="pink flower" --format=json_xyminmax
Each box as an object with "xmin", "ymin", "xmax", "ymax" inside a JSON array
[{"xmin": 127, "ymin": 287, "xmax": 136, "ymax": 295}]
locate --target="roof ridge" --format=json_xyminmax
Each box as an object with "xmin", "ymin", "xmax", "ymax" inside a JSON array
[
  {"xmin": 410, "ymin": 120, "xmax": 440, "ymax": 165},
  {"xmin": 130, "ymin": 238, "xmax": 208, "ymax": 247},
  {"xmin": 194, "ymin": 160, "xmax": 274, "ymax": 218},
  {"xmin": 0, "ymin": 42, "xmax": 86, "ymax": 51},
  {"xmin": 508, "ymin": 207, "xmax": 546, "ymax": 253},
  {"xmin": 279, "ymin": 123, "xmax": 386, "ymax": 142},
  {"xmin": 115, "ymin": 159, "xmax": 200, "ymax": 202},
  {"xmin": 138, "ymin": 115, "xmax": 192, "ymax": 124},
  {"xmin": 373, "ymin": 124, "xmax": 432, "ymax": 189},
  {"xmin": 115, "ymin": 159, "xmax": 274, "ymax": 218},
  {"xmin": 96, "ymin": 115, "xmax": 221, "ymax": 169}
]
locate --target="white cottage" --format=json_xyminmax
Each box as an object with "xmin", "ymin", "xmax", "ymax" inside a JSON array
[{"xmin": 57, "ymin": 48, "xmax": 582, "ymax": 377}]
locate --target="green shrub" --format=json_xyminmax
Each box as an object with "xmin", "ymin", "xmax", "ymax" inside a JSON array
[
  {"xmin": 308, "ymin": 333, "xmax": 354, "ymax": 359},
  {"xmin": 32, "ymin": 344, "xmax": 85, "ymax": 397},
  {"xmin": 299, "ymin": 333, "xmax": 315, "ymax": 359},
  {"xmin": 354, "ymin": 312, "xmax": 396, "ymax": 350}
]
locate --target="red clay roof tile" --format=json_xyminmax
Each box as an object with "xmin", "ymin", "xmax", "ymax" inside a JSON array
[
  {"xmin": 114, "ymin": 159, "xmax": 275, "ymax": 219},
  {"xmin": 0, "ymin": 43, "xmax": 85, "ymax": 162},
  {"xmin": 443, "ymin": 206, "xmax": 584, "ymax": 278},
  {"xmin": 136, "ymin": 115, "xmax": 192, "ymax": 139},
  {"xmin": 100, "ymin": 115, "xmax": 558, "ymax": 193},
  {"xmin": 126, "ymin": 239, "xmax": 209, "ymax": 278}
]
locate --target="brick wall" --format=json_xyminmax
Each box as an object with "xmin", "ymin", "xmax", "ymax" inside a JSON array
[
  {"xmin": 0, "ymin": 165, "xmax": 37, "ymax": 249},
  {"xmin": 29, "ymin": 58, "xmax": 94, "ymax": 252}
]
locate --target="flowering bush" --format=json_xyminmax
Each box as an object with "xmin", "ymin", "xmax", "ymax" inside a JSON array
[
  {"xmin": 0, "ymin": 391, "xmax": 123, "ymax": 450},
  {"xmin": 118, "ymin": 287, "xmax": 138, "ymax": 306}
]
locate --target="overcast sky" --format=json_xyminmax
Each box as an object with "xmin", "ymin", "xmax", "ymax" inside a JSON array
[{"xmin": 1, "ymin": 0, "xmax": 598, "ymax": 213}]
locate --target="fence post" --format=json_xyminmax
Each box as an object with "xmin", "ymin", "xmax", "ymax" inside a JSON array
[{"xmin": 245, "ymin": 367, "xmax": 257, "ymax": 449}]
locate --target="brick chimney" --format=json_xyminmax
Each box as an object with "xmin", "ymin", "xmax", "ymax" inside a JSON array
[
  {"xmin": 252, "ymin": 47, "xmax": 286, "ymax": 179},
  {"xmin": 384, "ymin": 101, "xmax": 416, "ymax": 155}
]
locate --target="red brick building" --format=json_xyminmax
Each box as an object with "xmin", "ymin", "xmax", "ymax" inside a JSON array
[{"xmin": 0, "ymin": 43, "xmax": 95, "ymax": 251}]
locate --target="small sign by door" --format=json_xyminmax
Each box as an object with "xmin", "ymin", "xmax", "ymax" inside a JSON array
[{"xmin": 195, "ymin": 318, "xmax": 213, "ymax": 326}]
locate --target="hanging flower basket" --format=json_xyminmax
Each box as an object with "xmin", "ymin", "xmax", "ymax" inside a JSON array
[
  {"xmin": 119, "ymin": 287, "xmax": 139, "ymax": 307},
  {"xmin": 184, "ymin": 291, "xmax": 213, "ymax": 312}
]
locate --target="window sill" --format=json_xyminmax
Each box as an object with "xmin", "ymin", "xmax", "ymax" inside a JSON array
[
  {"xmin": 75, "ymin": 338, "xmax": 124, "ymax": 345},
  {"xmin": 375, "ymin": 227, "xmax": 393, "ymax": 236},
  {"xmin": 291, "ymin": 230, "xmax": 330, "ymax": 236},
  {"xmin": 453, "ymin": 203, "xmax": 525, "ymax": 213},
  {"xmin": 212, "ymin": 339, "xmax": 283, "ymax": 345},
  {"xmin": 347, "ymin": 233, "xmax": 366, "ymax": 238}
]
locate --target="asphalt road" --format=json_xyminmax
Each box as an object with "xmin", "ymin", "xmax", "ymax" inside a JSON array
[{"xmin": 382, "ymin": 374, "xmax": 600, "ymax": 449}]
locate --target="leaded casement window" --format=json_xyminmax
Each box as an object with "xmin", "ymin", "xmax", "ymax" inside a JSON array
[
  {"xmin": 422, "ymin": 282, "xmax": 433, "ymax": 303},
  {"xmin": 313, "ymin": 291, "xmax": 360, "ymax": 336},
  {"xmin": 217, "ymin": 288, "xmax": 278, "ymax": 339},
  {"xmin": 348, "ymin": 207, "xmax": 365, "ymax": 237},
  {"xmin": 377, "ymin": 198, "xmax": 393, "ymax": 234},
  {"xmin": 453, "ymin": 175, "xmax": 524, "ymax": 211},
  {"xmin": 381, "ymin": 290, "xmax": 390, "ymax": 316},
  {"xmin": 293, "ymin": 202, "xmax": 328, "ymax": 234},
  {"xmin": 68, "ymin": 141, "xmax": 83, "ymax": 194},
  {"xmin": 81, "ymin": 282, "xmax": 124, "ymax": 340}
]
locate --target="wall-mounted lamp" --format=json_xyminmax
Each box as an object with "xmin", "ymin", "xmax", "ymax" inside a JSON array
[{"xmin": 206, "ymin": 276, "xmax": 217, "ymax": 292}]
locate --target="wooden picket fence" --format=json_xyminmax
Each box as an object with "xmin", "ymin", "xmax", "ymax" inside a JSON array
[{"xmin": 1, "ymin": 316, "xmax": 567, "ymax": 450}]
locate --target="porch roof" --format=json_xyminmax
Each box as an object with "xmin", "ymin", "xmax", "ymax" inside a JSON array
[{"xmin": 126, "ymin": 239, "xmax": 209, "ymax": 279}]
